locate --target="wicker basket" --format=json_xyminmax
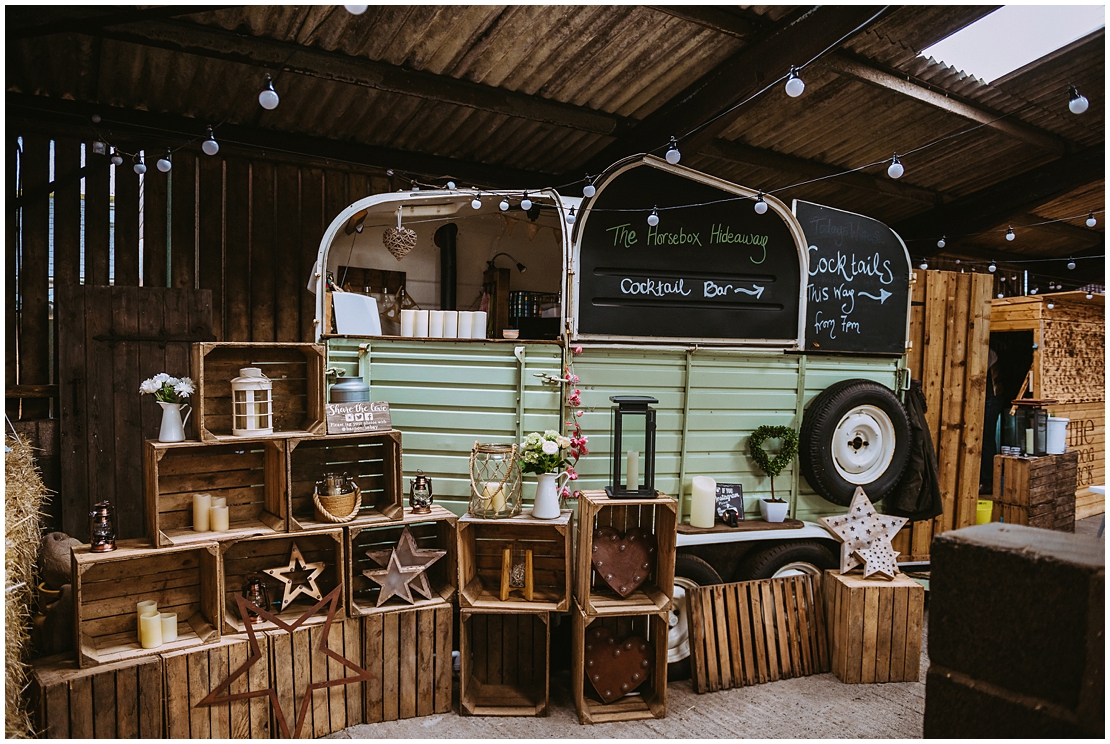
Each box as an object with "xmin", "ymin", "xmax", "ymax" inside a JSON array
[{"xmin": 313, "ymin": 483, "xmax": 362, "ymax": 523}]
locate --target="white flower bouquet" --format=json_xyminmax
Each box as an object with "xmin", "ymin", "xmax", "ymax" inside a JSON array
[
  {"xmin": 139, "ymin": 373, "xmax": 195, "ymax": 404},
  {"xmin": 520, "ymin": 430, "xmax": 577, "ymax": 475}
]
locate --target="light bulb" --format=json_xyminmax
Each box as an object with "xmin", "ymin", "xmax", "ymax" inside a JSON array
[
  {"xmin": 647, "ymin": 207, "xmax": 660, "ymax": 227},
  {"xmin": 202, "ymin": 125, "xmax": 220, "ymax": 156},
  {"xmin": 156, "ymin": 149, "xmax": 172, "ymax": 172},
  {"xmin": 1048, "ymin": 302, "xmax": 1055, "ymax": 309},
  {"xmin": 1067, "ymin": 260, "xmax": 1076, "ymax": 270},
  {"xmin": 258, "ymin": 74, "xmax": 280, "ymax": 110},
  {"xmin": 988, "ymin": 262, "xmax": 997, "ymax": 273},
  {"xmin": 1086, "ymin": 292, "xmax": 1094, "ymax": 300},
  {"xmin": 1031, "ymin": 288, "xmax": 1038, "ymax": 294},
  {"xmin": 344, "ymin": 4, "xmax": 368, "ymax": 13},
  {"xmin": 937, "ymin": 236, "xmax": 946, "ymax": 249},
  {"xmin": 665, "ymin": 136, "xmax": 681, "ymax": 164},
  {"xmin": 998, "ymin": 293, "xmax": 1005, "ymax": 299},
  {"xmin": 566, "ymin": 206, "xmax": 576, "ymax": 225},
  {"xmin": 471, "ymin": 195, "xmax": 482, "ymax": 210},
  {"xmin": 919, "ymin": 261, "xmax": 928, "ymax": 270},
  {"xmin": 110, "ymin": 148, "xmax": 124, "ymax": 167},
  {"xmin": 785, "ymin": 67, "xmax": 805, "ymax": 98},
  {"xmin": 520, "ymin": 193, "xmax": 532, "ymax": 211},
  {"xmin": 411, "ymin": 182, "xmax": 420, "ymax": 191},
  {"xmin": 92, "ymin": 141, "xmax": 107, "ymax": 156},
  {"xmin": 499, "ymin": 197, "xmax": 509, "ymax": 211},
  {"xmin": 1068, "ymin": 86, "xmax": 1089, "ymax": 115},
  {"xmin": 887, "ymin": 154, "xmax": 904, "ymax": 179},
  {"xmin": 583, "ymin": 176, "xmax": 595, "ymax": 198},
  {"xmin": 1086, "ymin": 212, "xmax": 1096, "ymax": 227},
  {"xmin": 133, "ymin": 156, "xmax": 146, "ymax": 175},
  {"xmin": 1000, "ymin": 275, "xmax": 1006, "ymax": 282},
  {"xmin": 1005, "ymin": 227, "xmax": 1015, "ymax": 241},
  {"xmin": 446, "ymin": 181, "xmax": 456, "ymax": 190},
  {"xmin": 754, "ymin": 194, "xmax": 768, "ymax": 215}
]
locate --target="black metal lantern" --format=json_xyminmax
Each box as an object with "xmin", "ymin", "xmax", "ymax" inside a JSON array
[
  {"xmin": 605, "ymin": 395, "xmax": 658, "ymax": 499},
  {"xmin": 240, "ymin": 576, "xmax": 271, "ymax": 620},
  {"xmin": 88, "ymin": 501, "xmax": 117, "ymax": 552},
  {"xmin": 410, "ymin": 469, "xmax": 433, "ymax": 514}
]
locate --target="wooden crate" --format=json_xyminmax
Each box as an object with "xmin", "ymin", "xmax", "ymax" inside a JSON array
[
  {"xmin": 347, "ymin": 506, "xmax": 458, "ymax": 615},
  {"xmin": 1057, "ymin": 400, "xmax": 1105, "ymax": 519},
  {"xmin": 458, "ymin": 510, "xmax": 572, "ymax": 613},
  {"xmin": 823, "ymin": 570, "xmax": 924, "ymax": 684},
  {"xmin": 574, "ymin": 490, "xmax": 677, "ymax": 616},
  {"xmin": 73, "ymin": 540, "xmax": 222, "ymax": 669},
  {"xmin": 162, "ymin": 634, "xmax": 273, "ymax": 739},
  {"xmin": 992, "ymin": 452, "xmax": 1078, "ymax": 531},
  {"xmin": 267, "ymin": 616, "xmax": 364, "ymax": 739},
  {"xmin": 144, "ymin": 439, "xmax": 286, "ymax": 547},
  {"xmin": 687, "ymin": 575, "xmax": 829, "ymax": 694},
  {"xmin": 571, "ymin": 605, "xmax": 668, "ymax": 724},
  {"xmin": 30, "ymin": 652, "xmax": 164, "ymax": 738},
  {"xmin": 192, "ymin": 342, "xmax": 326, "ymax": 442},
  {"xmin": 220, "ymin": 529, "xmax": 345, "ymax": 633},
  {"xmin": 362, "ymin": 605, "xmax": 453, "ymax": 724},
  {"xmin": 286, "ymin": 430, "xmax": 404, "ymax": 531},
  {"xmin": 460, "ymin": 611, "xmax": 550, "ymax": 717}
]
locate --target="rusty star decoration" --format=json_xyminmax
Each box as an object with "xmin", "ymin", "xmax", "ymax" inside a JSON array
[
  {"xmin": 363, "ymin": 550, "xmax": 426, "ymax": 606},
  {"xmin": 196, "ymin": 584, "xmax": 372, "ymax": 739},
  {"xmin": 365, "ymin": 525, "xmax": 446, "ymax": 601},
  {"xmin": 264, "ymin": 543, "xmax": 326, "ymax": 610},
  {"xmin": 819, "ymin": 486, "xmax": 907, "ymax": 578}
]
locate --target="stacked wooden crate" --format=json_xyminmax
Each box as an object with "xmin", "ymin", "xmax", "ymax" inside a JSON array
[{"xmin": 991, "ymin": 452, "xmax": 1079, "ymax": 531}]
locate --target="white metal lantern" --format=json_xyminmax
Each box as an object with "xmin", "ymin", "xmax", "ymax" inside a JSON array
[{"xmin": 231, "ymin": 367, "xmax": 273, "ymax": 436}]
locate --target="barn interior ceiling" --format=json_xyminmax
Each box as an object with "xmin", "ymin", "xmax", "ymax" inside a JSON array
[{"xmin": 6, "ymin": 4, "xmax": 1105, "ymax": 286}]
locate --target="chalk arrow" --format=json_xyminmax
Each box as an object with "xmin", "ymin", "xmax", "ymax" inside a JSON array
[
  {"xmin": 858, "ymin": 289, "xmax": 892, "ymax": 304},
  {"xmin": 734, "ymin": 285, "xmax": 765, "ymax": 299}
]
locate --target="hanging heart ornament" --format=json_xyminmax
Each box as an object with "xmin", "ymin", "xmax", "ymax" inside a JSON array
[
  {"xmin": 584, "ymin": 627, "xmax": 652, "ymax": 704},
  {"xmin": 590, "ymin": 527, "xmax": 656, "ymax": 597},
  {"xmin": 383, "ymin": 226, "xmax": 417, "ymax": 261}
]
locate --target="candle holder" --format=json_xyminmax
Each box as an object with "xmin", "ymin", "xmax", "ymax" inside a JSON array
[
  {"xmin": 468, "ymin": 442, "xmax": 522, "ymax": 519},
  {"xmin": 88, "ymin": 501, "xmax": 117, "ymax": 552},
  {"xmin": 606, "ymin": 395, "xmax": 659, "ymax": 499},
  {"xmin": 409, "ymin": 469, "xmax": 433, "ymax": 514},
  {"xmin": 231, "ymin": 367, "xmax": 274, "ymax": 436}
]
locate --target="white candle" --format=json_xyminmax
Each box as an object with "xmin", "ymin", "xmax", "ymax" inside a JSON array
[
  {"xmin": 444, "ymin": 311, "xmax": 459, "ymax": 338},
  {"xmin": 458, "ymin": 312, "xmax": 474, "ymax": 339},
  {"xmin": 400, "ymin": 309, "xmax": 416, "ymax": 337},
  {"xmin": 429, "ymin": 310, "xmax": 445, "ymax": 338},
  {"xmin": 626, "ymin": 450, "xmax": 640, "ymax": 492},
  {"xmin": 192, "ymin": 493, "xmax": 211, "ymax": 532},
  {"xmin": 210, "ymin": 496, "xmax": 227, "ymax": 509},
  {"xmin": 210, "ymin": 505, "xmax": 229, "ymax": 532},
  {"xmin": 690, "ymin": 476, "xmax": 717, "ymax": 529},
  {"xmin": 136, "ymin": 600, "xmax": 158, "ymax": 622},
  {"xmin": 1025, "ymin": 428, "xmax": 1034, "ymax": 454},
  {"xmin": 483, "ymin": 481, "xmax": 506, "ymax": 513},
  {"xmin": 139, "ymin": 610, "xmax": 163, "ymax": 649},
  {"xmin": 159, "ymin": 612, "xmax": 178, "ymax": 643},
  {"xmin": 415, "ymin": 310, "xmax": 430, "ymax": 337},
  {"xmin": 471, "ymin": 311, "xmax": 487, "ymax": 339}
]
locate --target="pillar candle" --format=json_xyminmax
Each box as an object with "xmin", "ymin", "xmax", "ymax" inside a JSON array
[
  {"xmin": 458, "ymin": 311, "xmax": 474, "ymax": 339},
  {"xmin": 690, "ymin": 476, "xmax": 717, "ymax": 529},
  {"xmin": 471, "ymin": 311, "xmax": 487, "ymax": 339},
  {"xmin": 210, "ymin": 496, "xmax": 227, "ymax": 509},
  {"xmin": 429, "ymin": 310, "xmax": 445, "ymax": 338},
  {"xmin": 139, "ymin": 610, "xmax": 163, "ymax": 649},
  {"xmin": 415, "ymin": 310, "xmax": 430, "ymax": 337},
  {"xmin": 210, "ymin": 505, "xmax": 230, "ymax": 532},
  {"xmin": 136, "ymin": 600, "xmax": 158, "ymax": 622},
  {"xmin": 400, "ymin": 309, "xmax": 416, "ymax": 337},
  {"xmin": 159, "ymin": 612, "xmax": 178, "ymax": 643},
  {"xmin": 192, "ymin": 493, "xmax": 211, "ymax": 532},
  {"xmin": 483, "ymin": 481, "xmax": 506, "ymax": 513},
  {"xmin": 444, "ymin": 311, "xmax": 459, "ymax": 338},
  {"xmin": 626, "ymin": 450, "xmax": 640, "ymax": 491},
  {"xmin": 1025, "ymin": 428, "xmax": 1034, "ymax": 455}
]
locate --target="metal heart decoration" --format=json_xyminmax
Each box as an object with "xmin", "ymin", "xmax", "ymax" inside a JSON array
[
  {"xmin": 584, "ymin": 627, "xmax": 652, "ymax": 704},
  {"xmin": 590, "ymin": 526, "xmax": 656, "ymax": 597},
  {"xmin": 383, "ymin": 226, "xmax": 417, "ymax": 261}
]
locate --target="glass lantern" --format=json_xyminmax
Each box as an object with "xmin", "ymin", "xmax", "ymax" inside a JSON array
[
  {"xmin": 240, "ymin": 576, "xmax": 271, "ymax": 620},
  {"xmin": 88, "ymin": 500, "xmax": 117, "ymax": 552},
  {"xmin": 409, "ymin": 469, "xmax": 433, "ymax": 514},
  {"xmin": 231, "ymin": 367, "xmax": 273, "ymax": 436},
  {"xmin": 606, "ymin": 395, "xmax": 658, "ymax": 499},
  {"xmin": 468, "ymin": 442, "xmax": 523, "ymax": 519}
]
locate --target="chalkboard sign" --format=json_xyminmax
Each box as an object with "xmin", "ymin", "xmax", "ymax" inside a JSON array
[
  {"xmin": 326, "ymin": 401, "xmax": 392, "ymax": 434},
  {"xmin": 715, "ymin": 483, "xmax": 745, "ymax": 526},
  {"xmin": 575, "ymin": 159, "xmax": 804, "ymax": 344},
  {"xmin": 793, "ymin": 200, "xmax": 911, "ymax": 355}
]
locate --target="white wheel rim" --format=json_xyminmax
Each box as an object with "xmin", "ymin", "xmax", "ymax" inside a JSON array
[
  {"xmin": 667, "ymin": 577, "xmax": 698, "ymax": 664},
  {"xmin": 771, "ymin": 561, "xmax": 823, "ymax": 579},
  {"xmin": 831, "ymin": 404, "xmax": 896, "ymax": 485}
]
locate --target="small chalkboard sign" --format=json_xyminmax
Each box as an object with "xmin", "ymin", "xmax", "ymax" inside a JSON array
[
  {"xmin": 326, "ymin": 401, "xmax": 392, "ymax": 434},
  {"xmin": 715, "ymin": 483, "xmax": 745, "ymax": 526}
]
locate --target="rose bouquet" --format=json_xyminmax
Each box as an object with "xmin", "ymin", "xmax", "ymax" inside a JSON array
[
  {"xmin": 520, "ymin": 430, "xmax": 579, "ymax": 476},
  {"xmin": 139, "ymin": 373, "xmax": 195, "ymax": 404}
]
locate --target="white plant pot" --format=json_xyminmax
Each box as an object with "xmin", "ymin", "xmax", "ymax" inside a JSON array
[{"xmin": 759, "ymin": 499, "xmax": 788, "ymax": 523}]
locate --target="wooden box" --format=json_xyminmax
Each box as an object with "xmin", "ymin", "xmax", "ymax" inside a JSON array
[
  {"xmin": 574, "ymin": 490, "xmax": 677, "ymax": 616},
  {"xmin": 73, "ymin": 540, "xmax": 222, "ymax": 668},
  {"xmin": 347, "ymin": 506, "xmax": 458, "ymax": 615},
  {"xmin": 144, "ymin": 439, "xmax": 286, "ymax": 547},
  {"xmin": 571, "ymin": 606, "xmax": 668, "ymax": 724},
  {"xmin": 286, "ymin": 431, "xmax": 404, "ymax": 531},
  {"xmin": 823, "ymin": 570, "xmax": 924, "ymax": 684},
  {"xmin": 992, "ymin": 452, "xmax": 1079, "ymax": 531},
  {"xmin": 220, "ymin": 529, "xmax": 345, "ymax": 633},
  {"xmin": 458, "ymin": 510, "xmax": 572, "ymax": 613},
  {"xmin": 267, "ymin": 616, "xmax": 364, "ymax": 739},
  {"xmin": 31, "ymin": 652, "xmax": 164, "ymax": 738},
  {"xmin": 460, "ymin": 610, "xmax": 550, "ymax": 717},
  {"xmin": 162, "ymin": 634, "xmax": 273, "ymax": 739},
  {"xmin": 363, "ymin": 605, "xmax": 453, "ymax": 724},
  {"xmin": 193, "ymin": 342, "xmax": 326, "ymax": 442}
]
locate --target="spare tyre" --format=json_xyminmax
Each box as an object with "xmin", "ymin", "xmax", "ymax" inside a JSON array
[{"xmin": 799, "ymin": 379, "xmax": 910, "ymax": 506}]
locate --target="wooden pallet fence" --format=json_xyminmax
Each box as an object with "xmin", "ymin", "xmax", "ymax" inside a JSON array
[
  {"xmin": 193, "ymin": 342, "xmax": 326, "ymax": 442},
  {"xmin": 162, "ymin": 634, "xmax": 273, "ymax": 739},
  {"xmin": 458, "ymin": 511, "xmax": 572, "ymax": 613},
  {"xmin": 574, "ymin": 490, "xmax": 677, "ymax": 616},
  {"xmin": 144, "ymin": 439, "xmax": 286, "ymax": 547},
  {"xmin": 362, "ymin": 606, "xmax": 453, "ymax": 724},
  {"xmin": 571, "ymin": 607, "xmax": 668, "ymax": 724},
  {"xmin": 686, "ymin": 575, "xmax": 829, "ymax": 694},
  {"xmin": 460, "ymin": 611, "xmax": 550, "ymax": 717},
  {"xmin": 73, "ymin": 540, "xmax": 222, "ymax": 669},
  {"xmin": 30, "ymin": 653, "xmax": 164, "ymax": 738},
  {"xmin": 992, "ymin": 452, "xmax": 1078, "ymax": 531},
  {"xmin": 286, "ymin": 430, "xmax": 404, "ymax": 531}
]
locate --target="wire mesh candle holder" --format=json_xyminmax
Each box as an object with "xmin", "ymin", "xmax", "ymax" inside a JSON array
[{"xmin": 469, "ymin": 442, "xmax": 523, "ymax": 519}]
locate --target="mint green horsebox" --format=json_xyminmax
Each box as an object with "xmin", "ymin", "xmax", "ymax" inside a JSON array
[{"xmin": 313, "ymin": 155, "xmax": 914, "ymax": 675}]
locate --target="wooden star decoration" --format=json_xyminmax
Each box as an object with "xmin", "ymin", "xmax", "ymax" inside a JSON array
[
  {"xmin": 819, "ymin": 487, "xmax": 907, "ymax": 578},
  {"xmin": 365, "ymin": 525, "xmax": 446, "ymax": 601},
  {"xmin": 363, "ymin": 550, "xmax": 425, "ymax": 606},
  {"xmin": 195, "ymin": 584, "xmax": 373, "ymax": 739},
  {"xmin": 263, "ymin": 543, "xmax": 326, "ymax": 611},
  {"xmin": 855, "ymin": 544, "xmax": 900, "ymax": 580}
]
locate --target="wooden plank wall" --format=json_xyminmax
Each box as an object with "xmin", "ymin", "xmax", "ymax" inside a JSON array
[{"xmin": 893, "ymin": 270, "xmax": 993, "ymax": 562}]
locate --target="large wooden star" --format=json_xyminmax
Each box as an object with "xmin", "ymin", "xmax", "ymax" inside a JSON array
[
  {"xmin": 365, "ymin": 525, "xmax": 446, "ymax": 601},
  {"xmin": 819, "ymin": 487, "xmax": 907, "ymax": 578},
  {"xmin": 263, "ymin": 543, "xmax": 326, "ymax": 611},
  {"xmin": 363, "ymin": 550, "xmax": 425, "ymax": 606},
  {"xmin": 196, "ymin": 584, "xmax": 372, "ymax": 739}
]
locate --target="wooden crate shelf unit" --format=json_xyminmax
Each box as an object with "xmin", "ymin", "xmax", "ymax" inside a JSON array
[
  {"xmin": 347, "ymin": 506, "xmax": 458, "ymax": 616},
  {"xmin": 144, "ymin": 439, "xmax": 286, "ymax": 547},
  {"xmin": 460, "ymin": 610, "xmax": 550, "ymax": 717},
  {"xmin": 363, "ymin": 605, "xmax": 453, "ymax": 724},
  {"xmin": 220, "ymin": 529, "xmax": 345, "ymax": 633},
  {"xmin": 287, "ymin": 430, "xmax": 404, "ymax": 531},
  {"xmin": 31, "ymin": 653, "xmax": 164, "ymax": 738},
  {"xmin": 458, "ymin": 510, "xmax": 572, "ymax": 613},
  {"xmin": 193, "ymin": 342, "xmax": 326, "ymax": 442},
  {"xmin": 571, "ymin": 606, "xmax": 668, "ymax": 724},
  {"xmin": 991, "ymin": 452, "xmax": 1078, "ymax": 531},
  {"xmin": 574, "ymin": 490, "xmax": 677, "ymax": 616},
  {"xmin": 73, "ymin": 540, "xmax": 221, "ymax": 669}
]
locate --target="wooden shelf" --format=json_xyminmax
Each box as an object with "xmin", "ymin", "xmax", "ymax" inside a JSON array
[
  {"xmin": 460, "ymin": 610, "xmax": 549, "ymax": 717},
  {"xmin": 676, "ymin": 518, "xmax": 805, "ymax": 535}
]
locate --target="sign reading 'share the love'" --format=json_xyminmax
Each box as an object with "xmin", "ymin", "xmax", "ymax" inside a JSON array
[{"xmin": 326, "ymin": 401, "xmax": 392, "ymax": 434}]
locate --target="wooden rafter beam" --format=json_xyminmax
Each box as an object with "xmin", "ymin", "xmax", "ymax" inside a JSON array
[{"xmin": 7, "ymin": 6, "xmax": 236, "ymax": 40}]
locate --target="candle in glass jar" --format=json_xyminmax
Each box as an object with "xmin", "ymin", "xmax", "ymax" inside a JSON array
[
  {"xmin": 1025, "ymin": 428, "xmax": 1034, "ymax": 455},
  {"xmin": 689, "ymin": 476, "xmax": 717, "ymax": 529},
  {"xmin": 192, "ymin": 493, "xmax": 211, "ymax": 532},
  {"xmin": 210, "ymin": 505, "xmax": 230, "ymax": 532},
  {"xmin": 483, "ymin": 481, "xmax": 506, "ymax": 513},
  {"xmin": 626, "ymin": 451, "xmax": 640, "ymax": 491},
  {"xmin": 139, "ymin": 610, "xmax": 163, "ymax": 649},
  {"xmin": 136, "ymin": 600, "xmax": 158, "ymax": 622},
  {"xmin": 458, "ymin": 312, "xmax": 474, "ymax": 339},
  {"xmin": 159, "ymin": 612, "xmax": 178, "ymax": 643},
  {"xmin": 444, "ymin": 311, "xmax": 459, "ymax": 338}
]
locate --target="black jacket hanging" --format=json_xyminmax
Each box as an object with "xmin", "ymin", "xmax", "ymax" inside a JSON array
[{"xmin": 886, "ymin": 379, "xmax": 943, "ymax": 522}]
